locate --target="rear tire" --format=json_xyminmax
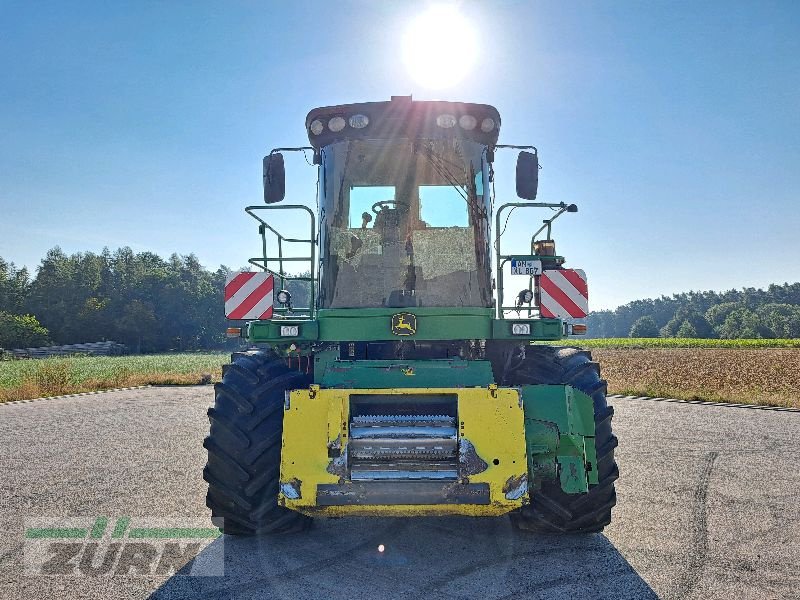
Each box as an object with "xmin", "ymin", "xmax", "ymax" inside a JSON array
[
  {"xmin": 204, "ymin": 349, "xmax": 312, "ymax": 535},
  {"xmin": 508, "ymin": 345, "xmax": 619, "ymax": 533}
]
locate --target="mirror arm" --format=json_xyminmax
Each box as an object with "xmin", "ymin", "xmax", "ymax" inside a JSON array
[
  {"xmin": 268, "ymin": 146, "xmax": 314, "ymax": 153},
  {"xmin": 496, "ymin": 144, "xmax": 538, "ymax": 153},
  {"xmin": 267, "ymin": 146, "xmax": 317, "ymax": 164}
]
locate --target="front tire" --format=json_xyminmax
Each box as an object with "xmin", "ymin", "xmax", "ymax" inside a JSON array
[
  {"xmin": 508, "ymin": 345, "xmax": 619, "ymax": 533},
  {"xmin": 204, "ymin": 350, "xmax": 312, "ymax": 535}
]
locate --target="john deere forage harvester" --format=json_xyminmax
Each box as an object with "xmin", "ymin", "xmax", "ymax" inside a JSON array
[{"xmin": 205, "ymin": 96, "xmax": 618, "ymax": 535}]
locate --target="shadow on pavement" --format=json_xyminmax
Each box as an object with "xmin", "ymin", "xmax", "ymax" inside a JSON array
[{"xmin": 150, "ymin": 516, "xmax": 658, "ymax": 600}]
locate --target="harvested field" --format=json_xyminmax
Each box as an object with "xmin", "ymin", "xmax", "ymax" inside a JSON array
[
  {"xmin": 561, "ymin": 338, "xmax": 800, "ymax": 349},
  {"xmin": 593, "ymin": 348, "xmax": 800, "ymax": 408}
]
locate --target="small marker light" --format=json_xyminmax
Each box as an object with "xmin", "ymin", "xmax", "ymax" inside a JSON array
[
  {"xmin": 226, "ymin": 327, "xmax": 241, "ymax": 338},
  {"xmin": 480, "ymin": 117, "xmax": 495, "ymax": 132},
  {"xmin": 309, "ymin": 119, "xmax": 324, "ymax": 135},
  {"xmin": 378, "ymin": 544, "xmax": 385, "ymax": 553},
  {"xmin": 348, "ymin": 114, "xmax": 369, "ymax": 129},
  {"xmin": 571, "ymin": 324, "xmax": 587, "ymax": 335},
  {"xmin": 328, "ymin": 116, "xmax": 346, "ymax": 132},
  {"xmin": 459, "ymin": 115, "xmax": 477, "ymax": 130},
  {"xmin": 436, "ymin": 114, "xmax": 457, "ymax": 128}
]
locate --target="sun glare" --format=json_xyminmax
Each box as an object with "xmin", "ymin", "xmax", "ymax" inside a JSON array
[{"xmin": 402, "ymin": 5, "xmax": 478, "ymax": 90}]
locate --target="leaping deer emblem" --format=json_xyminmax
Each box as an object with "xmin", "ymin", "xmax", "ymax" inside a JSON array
[{"xmin": 392, "ymin": 313, "xmax": 417, "ymax": 336}]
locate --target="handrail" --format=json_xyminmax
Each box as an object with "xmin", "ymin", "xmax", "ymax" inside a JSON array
[
  {"xmin": 245, "ymin": 204, "xmax": 317, "ymax": 316},
  {"xmin": 494, "ymin": 201, "xmax": 571, "ymax": 319}
]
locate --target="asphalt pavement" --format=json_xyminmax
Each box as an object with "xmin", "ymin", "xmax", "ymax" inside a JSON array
[{"xmin": 1, "ymin": 386, "xmax": 798, "ymax": 599}]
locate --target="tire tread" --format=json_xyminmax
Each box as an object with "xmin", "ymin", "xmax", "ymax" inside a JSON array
[
  {"xmin": 511, "ymin": 345, "xmax": 619, "ymax": 533},
  {"xmin": 204, "ymin": 349, "xmax": 311, "ymax": 535}
]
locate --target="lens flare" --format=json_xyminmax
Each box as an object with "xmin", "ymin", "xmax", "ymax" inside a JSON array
[{"xmin": 402, "ymin": 5, "xmax": 478, "ymax": 89}]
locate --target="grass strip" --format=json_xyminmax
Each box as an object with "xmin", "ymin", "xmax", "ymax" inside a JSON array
[{"xmin": 0, "ymin": 352, "xmax": 229, "ymax": 403}]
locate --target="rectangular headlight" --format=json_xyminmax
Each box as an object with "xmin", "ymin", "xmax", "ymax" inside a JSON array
[
  {"xmin": 511, "ymin": 323, "xmax": 531, "ymax": 335},
  {"xmin": 280, "ymin": 325, "xmax": 299, "ymax": 337}
]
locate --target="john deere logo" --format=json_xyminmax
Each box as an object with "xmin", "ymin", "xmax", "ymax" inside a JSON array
[{"xmin": 391, "ymin": 313, "xmax": 417, "ymax": 336}]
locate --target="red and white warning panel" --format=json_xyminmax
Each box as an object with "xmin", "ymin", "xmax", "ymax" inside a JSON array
[
  {"xmin": 225, "ymin": 271, "xmax": 274, "ymax": 320},
  {"xmin": 539, "ymin": 269, "xmax": 588, "ymax": 319}
]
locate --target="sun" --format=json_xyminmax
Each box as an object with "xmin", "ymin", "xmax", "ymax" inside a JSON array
[{"xmin": 402, "ymin": 5, "xmax": 478, "ymax": 90}]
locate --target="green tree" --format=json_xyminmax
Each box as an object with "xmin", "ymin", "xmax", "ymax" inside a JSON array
[
  {"xmin": 661, "ymin": 307, "xmax": 714, "ymax": 338},
  {"xmin": 117, "ymin": 300, "xmax": 159, "ymax": 353},
  {"xmin": 676, "ymin": 320, "xmax": 698, "ymax": 338},
  {"xmin": 0, "ymin": 257, "xmax": 30, "ymax": 314},
  {"xmin": 629, "ymin": 316, "xmax": 659, "ymax": 337},
  {"xmin": 754, "ymin": 304, "xmax": 800, "ymax": 338},
  {"xmin": 705, "ymin": 302, "xmax": 741, "ymax": 328},
  {"xmin": 0, "ymin": 312, "xmax": 50, "ymax": 349},
  {"xmin": 716, "ymin": 308, "xmax": 765, "ymax": 339}
]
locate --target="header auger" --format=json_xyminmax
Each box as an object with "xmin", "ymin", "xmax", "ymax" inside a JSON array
[{"xmin": 205, "ymin": 96, "xmax": 617, "ymax": 536}]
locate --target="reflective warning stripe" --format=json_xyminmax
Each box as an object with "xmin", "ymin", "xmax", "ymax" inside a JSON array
[
  {"xmin": 224, "ymin": 271, "xmax": 274, "ymax": 320},
  {"xmin": 539, "ymin": 269, "xmax": 588, "ymax": 319},
  {"xmin": 224, "ymin": 272, "xmax": 253, "ymax": 301}
]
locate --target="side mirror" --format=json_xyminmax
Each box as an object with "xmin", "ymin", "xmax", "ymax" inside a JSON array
[
  {"xmin": 516, "ymin": 151, "xmax": 539, "ymax": 200},
  {"xmin": 263, "ymin": 153, "xmax": 285, "ymax": 203}
]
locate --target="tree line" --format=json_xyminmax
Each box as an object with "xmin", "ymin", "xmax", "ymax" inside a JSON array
[
  {"xmin": 3, "ymin": 247, "xmax": 799, "ymax": 349},
  {"xmin": 0, "ymin": 248, "xmax": 313, "ymax": 352},
  {"xmin": 588, "ymin": 283, "xmax": 800, "ymax": 339},
  {"xmin": 0, "ymin": 248, "xmax": 233, "ymax": 352}
]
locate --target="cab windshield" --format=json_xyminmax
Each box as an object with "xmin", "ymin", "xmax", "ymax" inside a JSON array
[{"xmin": 319, "ymin": 138, "xmax": 491, "ymax": 308}]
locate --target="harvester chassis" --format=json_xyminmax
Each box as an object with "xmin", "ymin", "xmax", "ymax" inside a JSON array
[
  {"xmin": 205, "ymin": 344, "xmax": 618, "ymax": 535},
  {"xmin": 207, "ymin": 96, "xmax": 618, "ymax": 535}
]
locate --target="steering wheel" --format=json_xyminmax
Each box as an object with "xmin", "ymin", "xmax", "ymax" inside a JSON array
[{"xmin": 372, "ymin": 200, "xmax": 397, "ymax": 214}]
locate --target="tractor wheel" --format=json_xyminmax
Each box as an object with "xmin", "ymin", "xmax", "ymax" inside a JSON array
[
  {"xmin": 508, "ymin": 345, "xmax": 619, "ymax": 533},
  {"xmin": 204, "ymin": 349, "xmax": 312, "ymax": 535}
]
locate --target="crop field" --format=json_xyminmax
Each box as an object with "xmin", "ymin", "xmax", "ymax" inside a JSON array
[
  {"xmin": 592, "ymin": 347, "xmax": 800, "ymax": 408},
  {"xmin": 0, "ymin": 353, "xmax": 228, "ymax": 403},
  {"xmin": 1, "ymin": 344, "xmax": 798, "ymax": 408},
  {"xmin": 563, "ymin": 337, "xmax": 800, "ymax": 349}
]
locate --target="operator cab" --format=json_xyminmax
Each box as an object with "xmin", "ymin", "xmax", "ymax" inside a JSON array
[{"xmin": 304, "ymin": 97, "xmax": 501, "ymax": 309}]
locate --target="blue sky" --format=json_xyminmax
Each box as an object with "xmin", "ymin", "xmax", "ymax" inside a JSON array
[{"xmin": 1, "ymin": 1, "xmax": 798, "ymax": 309}]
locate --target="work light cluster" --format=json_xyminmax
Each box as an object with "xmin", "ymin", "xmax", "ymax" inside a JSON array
[
  {"xmin": 309, "ymin": 114, "xmax": 370, "ymax": 135},
  {"xmin": 435, "ymin": 113, "xmax": 496, "ymax": 132},
  {"xmin": 309, "ymin": 113, "xmax": 496, "ymax": 135}
]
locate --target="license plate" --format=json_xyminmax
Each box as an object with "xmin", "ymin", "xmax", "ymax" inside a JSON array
[{"xmin": 510, "ymin": 259, "xmax": 542, "ymax": 275}]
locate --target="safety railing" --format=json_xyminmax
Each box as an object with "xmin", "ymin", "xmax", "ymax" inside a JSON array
[
  {"xmin": 494, "ymin": 201, "xmax": 571, "ymax": 319},
  {"xmin": 245, "ymin": 205, "xmax": 316, "ymax": 317}
]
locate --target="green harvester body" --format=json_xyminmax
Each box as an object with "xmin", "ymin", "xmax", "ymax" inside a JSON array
[{"xmin": 206, "ymin": 97, "xmax": 616, "ymax": 532}]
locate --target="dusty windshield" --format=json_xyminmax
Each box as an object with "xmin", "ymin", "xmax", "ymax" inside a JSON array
[{"xmin": 319, "ymin": 138, "xmax": 491, "ymax": 308}]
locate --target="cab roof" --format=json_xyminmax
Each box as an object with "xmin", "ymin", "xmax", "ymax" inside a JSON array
[{"xmin": 305, "ymin": 96, "xmax": 501, "ymax": 149}]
